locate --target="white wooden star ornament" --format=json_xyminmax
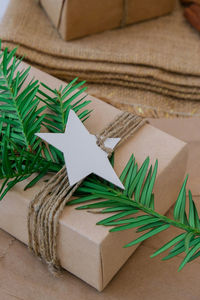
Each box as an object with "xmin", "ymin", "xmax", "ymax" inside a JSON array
[{"xmin": 36, "ymin": 110, "xmax": 124, "ymax": 189}]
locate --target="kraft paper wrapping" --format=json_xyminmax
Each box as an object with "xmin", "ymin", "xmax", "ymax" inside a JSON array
[
  {"xmin": 0, "ymin": 63, "xmax": 187, "ymax": 291},
  {"xmin": 40, "ymin": 0, "xmax": 175, "ymax": 40}
]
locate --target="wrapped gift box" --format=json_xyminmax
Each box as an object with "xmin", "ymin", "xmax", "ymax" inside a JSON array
[
  {"xmin": 0, "ymin": 63, "xmax": 187, "ymax": 291},
  {"xmin": 39, "ymin": 0, "xmax": 175, "ymax": 40}
]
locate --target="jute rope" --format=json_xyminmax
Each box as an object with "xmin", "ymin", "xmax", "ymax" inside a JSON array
[{"xmin": 28, "ymin": 112, "xmax": 147, "ymax": 273}]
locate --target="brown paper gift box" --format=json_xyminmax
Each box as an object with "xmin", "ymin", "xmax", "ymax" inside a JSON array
[
  {"xmin": 0, "ymin": 63, "xmax": 187, "ymax": 291},
  {"xmin": 39, "ymin": 0, "xmax": 175, "ymax": 40}
]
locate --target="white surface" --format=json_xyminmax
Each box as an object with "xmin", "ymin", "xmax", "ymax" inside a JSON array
[{"xmin": 36, "ymin": 110, "xmax": 124, "ymax": 189}]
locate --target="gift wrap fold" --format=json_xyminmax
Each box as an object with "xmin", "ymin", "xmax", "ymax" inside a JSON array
[
  {"xmin": 40, "ymin": 0, "xmax": 175, "ymax": 40},
  {"xmin": 0, "ymin": 63, "xmax": 187, "ymax": 291}
]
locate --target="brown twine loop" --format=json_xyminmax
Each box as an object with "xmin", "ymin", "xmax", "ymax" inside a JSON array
[
  {"xmin": 28, "ymin": 112, "xmax": 147, "ymax": 274},
  {"xmin": 121, "ymin": 0, "xmax": 128, "ymax": 28}
]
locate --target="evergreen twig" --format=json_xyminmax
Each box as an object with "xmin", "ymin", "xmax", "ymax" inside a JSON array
[
  {"xmin": 0, "ymin": 45, "xmax": 90, "ymax": 197},
  {"xmin": 69, "ymin": 154, "xmax": 200, "ymax": 271}
]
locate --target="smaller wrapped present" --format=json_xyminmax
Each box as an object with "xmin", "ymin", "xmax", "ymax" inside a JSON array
[{"xmin": 39, "ymin": 0, "xmax": 175, "ymax": 40}]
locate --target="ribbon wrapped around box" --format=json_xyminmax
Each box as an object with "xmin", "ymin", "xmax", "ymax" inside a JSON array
[
  {"xmin": 0, "ymin": 63, "xmax": 187, "ymax": 291},
  {"xmin": 39, "ymin": 0, "xmax": 175, "ymax": 40}
]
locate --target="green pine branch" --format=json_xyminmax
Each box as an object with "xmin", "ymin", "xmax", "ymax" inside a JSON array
[
  {"xmin": 0, "ymin": 46, "xmax": 44, "ymax": 150},
  {"xmin": 68, "ymin": 154, "xmax": 200, "ymax": 271},
  {"xmin": 0, "ymin": 44, "xmax": 91, "ymax": 197}
]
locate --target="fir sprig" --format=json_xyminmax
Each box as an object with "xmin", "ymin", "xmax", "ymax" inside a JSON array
[
  {"xmin": 39, "ymin": 78, "xmax": 91, "ymax": 134},
  {"xmin": 0, "ymin": 44, "xmax": 90, "ymax": 198},
  {"xmin": 0, "ymin": 137, "xmax": 52, "ymax": 199},
  {"xmin": 69, "ymin": 154, "xmax": 200, "ymax": 271},
  {"xmin": 37, "ymin": 79, "xmax": 92, "ymax": 165}
]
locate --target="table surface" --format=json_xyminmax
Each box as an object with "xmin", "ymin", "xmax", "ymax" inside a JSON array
[{"xmin": 1, "ymin": 118, "xmax": 200, "ymax": 300}]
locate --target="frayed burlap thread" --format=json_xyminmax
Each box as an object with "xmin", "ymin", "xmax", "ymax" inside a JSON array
[{"xmin": 28, "ymin": 112, "xmax": 147, "ymax": 273}]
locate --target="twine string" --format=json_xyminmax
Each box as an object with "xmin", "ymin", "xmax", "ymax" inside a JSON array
[
  {"xmin": 121, "ymin": 0, "xmax": 128, "ymax": 27},
  {"xmin": 28, "ymin": 112, "xmax": 147, "ymax": 273}
]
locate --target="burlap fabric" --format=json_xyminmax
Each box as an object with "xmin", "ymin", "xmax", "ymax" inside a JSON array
[{"xmin": 1, "ymin": 0, "xmax": 200, "ymax": 117}]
